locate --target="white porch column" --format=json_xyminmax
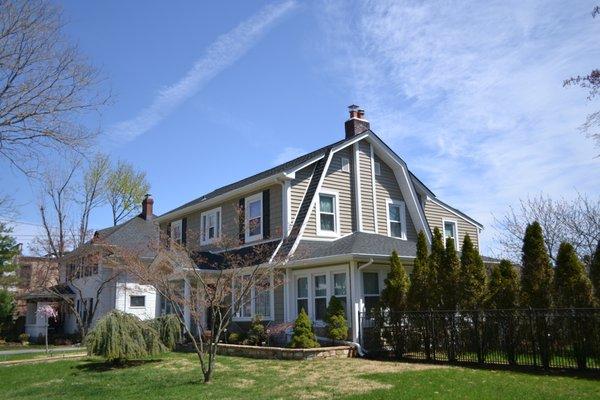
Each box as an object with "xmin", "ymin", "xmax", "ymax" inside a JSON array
[
  {"xmin": 183, "ymin": 278, "xmax": 191, "ymax": 332},
  {"xmin": 350, "ymin": 260, "xmax": 360, "ymax": 343},
  {"xmin": 285, "ymin": 268, "xmax": 293, "ymax": 322}
]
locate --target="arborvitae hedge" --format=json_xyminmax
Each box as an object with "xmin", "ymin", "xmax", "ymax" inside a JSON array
[
  {"xmin": 487, "ymin": 260, "xmax": 520, "ymax": 309},
  {"xmin": 459, "ymin": 234, "xmax": 487, "ymax": 309},
  {"xmin": 520, "ymin": 221, "xmax": 553, "ymax": 308},
  {"xmin": 381, "ymin": 251, "xmax": 409, "ymax": 311},
  {"xmin": 428, "ymin": 227, "xmax": 445, "ymax": 309},
  {"xmin": 439, "ymin": 237, "xmax": 460, "ymax": 310},
  {"xmin": 590, "ymin": 241, "xmax": 600, "ymax": 303},
  {"xmin": 554, "ymin": 242, "xmax": 595, "ymax": 308},
  {"xmin": 86, "ymin": 311, "xmax": 165, "ymax": 363},
  {"xmin": 407, "ymin": 231, "xmax": 430, "ymax": 310},
  {"xmin": 325, "ymin": 296, "xmax": 348, "ymax": 341},
  {"xmin": 289, "ymin": 308, "xmax": 319, "ymax": 348}
]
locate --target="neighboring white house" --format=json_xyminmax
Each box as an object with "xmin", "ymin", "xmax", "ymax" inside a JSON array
[{"xmin": 22, "ymin": 195, "xmax": 160, "ymax": 339}]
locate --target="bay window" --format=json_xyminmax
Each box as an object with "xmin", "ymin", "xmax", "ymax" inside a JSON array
[{"xmin": 294, "ymin": 269, "xmax": 349, "ymax": 323}]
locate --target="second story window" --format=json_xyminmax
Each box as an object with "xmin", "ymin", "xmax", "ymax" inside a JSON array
[
  {"xmin": 341, "ymin": 157, "xmax": 350, "ymax": 172},
  {"xmin": 386, "ymin": 199, "xmax": 406, "ymax": 240},
  {"xmin": 171, "ymin": 220, "xmax": 182, "ymax": 245},
  {"xmin": 317, "ymin": 192, "xmax": 338, "ymax": 236},
  {"xmin": 201, "ymin": 208, "xmax": 221, "ymax": 245},
  {"xmin": 443, "ymin": 219, "xmax": 458, "ymax": 250},
  {"xmin": 245, "ymin": 193, "xmax": 263, "ymax": 242},
  {"xmin": 374, "ymin": 161, "xmax": 381, "ymax": 176}
]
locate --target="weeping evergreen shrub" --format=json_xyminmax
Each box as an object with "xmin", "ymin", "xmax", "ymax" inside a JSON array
[
  {"xmin": 86, "ymin": 311, "xmax": 165, "ymax": 363},
  {"xmin": 149, "ymin": 314, "xmax": 181, "ymax": 350},
  {"xmin": 289, "ymin": 308, "xmax": 319, "ymax": 348}
]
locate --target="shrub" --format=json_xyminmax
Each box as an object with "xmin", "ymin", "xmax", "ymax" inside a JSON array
[
  {"xmin": 0, "ymin": 289, "xmax": 15, "ymax": 332},
  {"xmin": 554, "ymin": 242, "xmax": 595, "ymax": 308},
  {"xmin": 428, "ymin": 227, "xmax": 445, "ymax": 308},
  {"xmin": 520, "ymin": 221, "xmax": 553, "ymax": 308},
  {"xmin": 86, "ymin": 311, "xmax": 165, "ymax": 363},
  {"xmin": 228, "ymin": 332, "xmax": 243, "ymax": 344},
  {"xmin": 487, "ymin": 260, "xmax": 520, "ymax": 309},
  {"xmin": 590, "ymin": 241, "xmax": 600, "ymax": 303},
  {"xmin": 407, "ymin": 231, "xmax": 430, "ymax": 310},
  {"xmin": 325, "ymin": 296, "xmax": 347, "ymax": 341},
  {"xmin": 18, "ymin": 333, "xmax": 29, "ymax": 344},
  {"xmin": 148, "ymin": 314, "xmax": 181, "ymax": 350},
  {"xmin": 381, "ymin": 251, "xmax": 409, "ymax": 311},
  {"xmin": 439, "ymin": 237, "xmax": 460, "ymax": 310},
  {"xmin": 459, "ymin": 234, "xmax": 487, "ymax": 309},
  {"xmin": 289, "ymin": 308, "xmax": 319, "ymax": 348},
  {"xmin": 245, "ymin": 315, "xmax": 267, "ymax": 346}
]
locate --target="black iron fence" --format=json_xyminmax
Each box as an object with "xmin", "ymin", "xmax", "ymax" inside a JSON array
[{"xmin": 359, "ymin": 308, "xmax": 600, "ymax": 371}]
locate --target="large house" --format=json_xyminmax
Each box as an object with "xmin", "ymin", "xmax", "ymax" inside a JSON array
[{"xmin": 156, "ymin": 106, "xmax": 495, "ymax": 343}]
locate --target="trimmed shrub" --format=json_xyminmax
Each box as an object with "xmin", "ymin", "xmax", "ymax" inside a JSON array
[
  {"xmin": 428, "ymin": 227, "xmax": 445, "ymax": 308},
  {"xmin": 520, "ymin": 221, "xmax": 553, "ymax": 308},
  {"xmin": 245, "ymin": 315, "xmax": 267, "ymax": 346},
  {"xmin": 554, "ymin": 242, "xmax": 595, "ymax": 308},
  {"xmin": 86, "ymin": 311, "xmax": 165, "ymax": 363},
  {"xmin": 325, "ymin": 296, "xmax": 348, "ymax": 341},
  {"xmin": 289, "ymin": 308, "xmax": 319, "ymax": 348},
  {"xmin": 487, "ymin": 260, "xmax": 520, "ymax": 309},
  {"xmin": 148, "ymin": 314, "xmax": 181, "ymax": 350},
  {"xmin": 407, "ymin": 231, "xmax": 430, "ymax": 310},
  {"xmin": 439, "ymin": 237, "xmax": 460, "ymax": 310},
  {"xmin": 459, "ymin": 234, "xmax": 487, "ymax": 309},
  {"xmin": 381, "ymin": 251, "xmax": 409, "ymax": 311},
  {"xmin": 228, "ymin": 332, "xmax": 243, "ymax": 344}
]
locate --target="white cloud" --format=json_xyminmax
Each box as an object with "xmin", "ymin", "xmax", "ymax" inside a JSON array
[
  {"xmin": 317, "ymin": 0, "xmax": 600, "ymax": 255},
  {"xmin": 273, "ymin": 146, "xmax": 305, "ymax": 165},
  {"xmin": 109, "ymin": 1, "xmax": 297, "ymax": 142}
]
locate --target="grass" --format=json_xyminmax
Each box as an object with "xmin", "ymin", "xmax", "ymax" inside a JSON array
[
  {"xmin": 0, "ymin": 348, "xmax": 85, "ymax": 362},
  {"xmin": 0, "ymin": 352, "xmax": 598, "ymax": 399}
]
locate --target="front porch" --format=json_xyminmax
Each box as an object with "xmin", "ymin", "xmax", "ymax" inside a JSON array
[{"xmin": 20, "ymin": 285, "xmax": 75, "ymax": 341}]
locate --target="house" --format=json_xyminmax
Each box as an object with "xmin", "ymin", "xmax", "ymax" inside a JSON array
[
  {"xmin": 156, "ymin": 106, "xmax": 497, "ymax": 343},
  {"xmin": 12, "ymin": 253, "xmax": 58, "ymax": 316},
  {"xmin": 22, "ymin": 196, "xmax": 160, "ymax": 340}
]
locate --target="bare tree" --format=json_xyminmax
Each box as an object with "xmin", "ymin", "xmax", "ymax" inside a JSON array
[
  {"xmin": 106, "ymin": 161, "xmax": 150, "ymax": 225},
  {"xmin": 0, "ymin": 0, "xmax": 108, "ymax": 174},
  {"xmin": 113, "ymin": 230, "xmax": 284, "ymax": 383},
  {"xmin": 76, "ymin": 154, "xmax": 110, "ymax": 246},
  {"xmin": 564, "ymin": 6, "xmax": 600, "ymax": 153},
  {"xmin": 494, "ymin": 193, "xmax": 600, "ymax": 264}
]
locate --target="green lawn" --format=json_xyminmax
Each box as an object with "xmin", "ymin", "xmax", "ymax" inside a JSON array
[
  {"xmin": 0, "ymin": 352, "xmax": 598, "ymax": 399},
  {"xmin": 0, "ymin": 348, "xmax": 85, "ymax": 362}
]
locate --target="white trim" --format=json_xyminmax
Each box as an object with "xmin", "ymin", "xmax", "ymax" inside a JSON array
[
  {"xmin": 353, "ymin": 143, "xmax": 363, "ymax": 231},
  {"xmin": 245, "ymin": 193, "xmax": 263, "ymax": 243},
  {"xmin": 341, "ymin": 156, "xmax": 350, "ymax": 173},
  {"xmin": 442, "ymin": 218, "xmax": 459, "ymax": 250},
  {"xmin": 316, "ymin": 189, "xmax": 340, "ymax": 237},
  {"xmin": 200, "ymin": 207, "xmax": 221, "ymax": 245},
  {"xmin": 427, "ymin": 196, "xmax": 484, "ymax": 229},
  {"xmin": 284, "ymin": 155, "xmax": 325, "ymax": 177},
  {"xmin": 370, "ymin": 144, "xmax": 379, "ymax": 234},
  {"xmin": 386, "ymin": 199, "xmax": 407, "ymax": 240},
  {"xmin": 283, "ymin": 180, "xmax": 292, "ymax": 236}
]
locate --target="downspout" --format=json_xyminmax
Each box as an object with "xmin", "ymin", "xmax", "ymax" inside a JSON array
[{"xmin": 350, "ymin": 258, "xmax": 374, "ymax": 357}]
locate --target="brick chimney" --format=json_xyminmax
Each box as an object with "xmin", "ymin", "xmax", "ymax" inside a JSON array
[
  {"xmin": 141, "ymin": 194, "xmax": 154, "ymax": 221},
  {"xmin": 344, "ymin": 105, "xmax": 370, "ymax": 138}
]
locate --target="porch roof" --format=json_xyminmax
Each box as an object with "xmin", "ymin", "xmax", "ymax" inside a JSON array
[{"xmin": 19, "ymin": 284, "xmax": 74, "ymax": 300}]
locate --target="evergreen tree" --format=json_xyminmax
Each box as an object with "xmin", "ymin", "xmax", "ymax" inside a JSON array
[
  {"xmin": 86, "ymin": 311, "xmax": 165, "ymax": 363},
  {"xmin": 325, "ymin": 296, "xmax": 348, "ymax": 341},
  {"xmin": 590, "ymin": 241, "xmax": 600, "ymax": 303},
  {"xmin": 428, "ymin": 227, "xmax": 445, "ymax": 308},
  {"xmin": 554, "ymin": 242, "xmax": 595, "ymax": 308},
  {"xmin": 0, "ymin": 223, "xmax": 20, "ymax": 289},
  {"xmin": 487, "ymin": 260, "xmax": 520, "ymax": 309},
  {"xmin": 520, "ymin": 221, "xmax": 554, "ymax": 308},
  {"xmin": 380, "ymin": 251, "xmax": 410, "ymax": 311},
  {"xmin": 289, "ymin": 309, "xmax": 319, "ymax": 348},
  {"xmin": 439, "ymin": 237, "xmax": 460, "ymax": 310},
  {"xmin": 407, "ymin": 231, "xmax": 430, "ymax": 310},
  {"xmin": 458, "ymin": 234, "xmax": 487, "ymax": 309},
  {"xmin": 0, "ymin": 289, "xmax": 15, "ymax": 332}
]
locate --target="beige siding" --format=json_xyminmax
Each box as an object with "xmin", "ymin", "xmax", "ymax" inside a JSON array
[
  {"xmin": 358, "ymin": 140, "xmax": 376, "ymax": 232},
  {"xmin": 373, "ymin": 154, "xmax": 418, "ymax": 241},
  {"xmin": 424, "ymin": 199, "xmax": 480, "ymax": 250},
  {"xmin": 159, "ymin": 184, "xmax": 283, "ymax": 252},
  {"xmin": 290, "ymin": 165, "xmax": 313, "ymax": 225},
  {"xmin": 304, "ymin": 148, "xmax": 354, "ymax": 237},
  {"xmin": 274, "ymin": 284, "xmax": 284, "ymax": 322}
]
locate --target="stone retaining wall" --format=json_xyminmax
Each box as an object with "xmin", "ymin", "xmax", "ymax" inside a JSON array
[{"xmin": 217, "ymin": 344, "xmax": 356, "ymax": 360}]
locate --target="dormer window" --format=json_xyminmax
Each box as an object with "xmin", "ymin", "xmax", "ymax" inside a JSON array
[
  {"xmin": 170, "ymin": 220, "xmax": 182, "ymax": 244},
  {"xmin": 245, "ymin": 193, "xmax": 263, "ymax": 242},
  {"xmin": 201, "ymin": 208, "xmax": 221, "ymax": 245}
]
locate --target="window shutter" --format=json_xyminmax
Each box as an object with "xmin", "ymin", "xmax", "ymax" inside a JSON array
[
  {"xmin": 182, "ymin": 218, "xmax": 187, "ymax": 245},
  {"xmin": 238, "ymin": 198, "xmax": 245, "ymax": 244},
  {"xmin": 262, "ymin": 189, "xmax": 270, "ymax": 239}
]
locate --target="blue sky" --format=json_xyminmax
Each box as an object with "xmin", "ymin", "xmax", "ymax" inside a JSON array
[{"xmin": 3, "ymin": 0, "xmax": 600, "ymax": 256}]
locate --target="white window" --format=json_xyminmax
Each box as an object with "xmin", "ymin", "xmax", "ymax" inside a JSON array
[
  {"xmin": 171, "ymin": 219, "xmax": 182, "ymax": 244},
  {"xmin": 386, "ymin": 199, "xmax": 406, "ymax": 240},
  {"xmin": 341, "ymin": 157, "xmax": 350, "ymax": 173},
  {"xmin": 362, "ymin": 272, "xmax": 380, "ymax": 315},
  {"xmin": 443, "ymin": 219, "xmax": 459, "ymax": 250},
  {"xmin": 201, "ymin": 207, "xmax": 221, "ymax": 245},
  {"xmin": 296, "ymin": 277, "xmax": 309, "ymax": 316},
  {"xmin": 233, "ymin": 273, "xmax": 273, "ymax": 320},
  {"xmin": 130, "ymin": 295, "xmax": 145, "ymax": 308},
  {"xmin": 313, "ymin": 274, "xmax": 327, "ymax": 321},
  {"xmin": 294, "ymin": 269, "xmax": 349, "ymax": 324},
  {"xmin": 374, "ymin": 161, "xmax": 381, "ymax": 176},
  {"xmin": 245, "ymin": 193, "xmax": 263, "ymax": 242},
  {"xmin": 333, "ymin": 272, "xmax": 347, "ymax": 317},
  {"xmin": 317, "ymin": 191, "xmax": 339, "ymax": 236}
]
